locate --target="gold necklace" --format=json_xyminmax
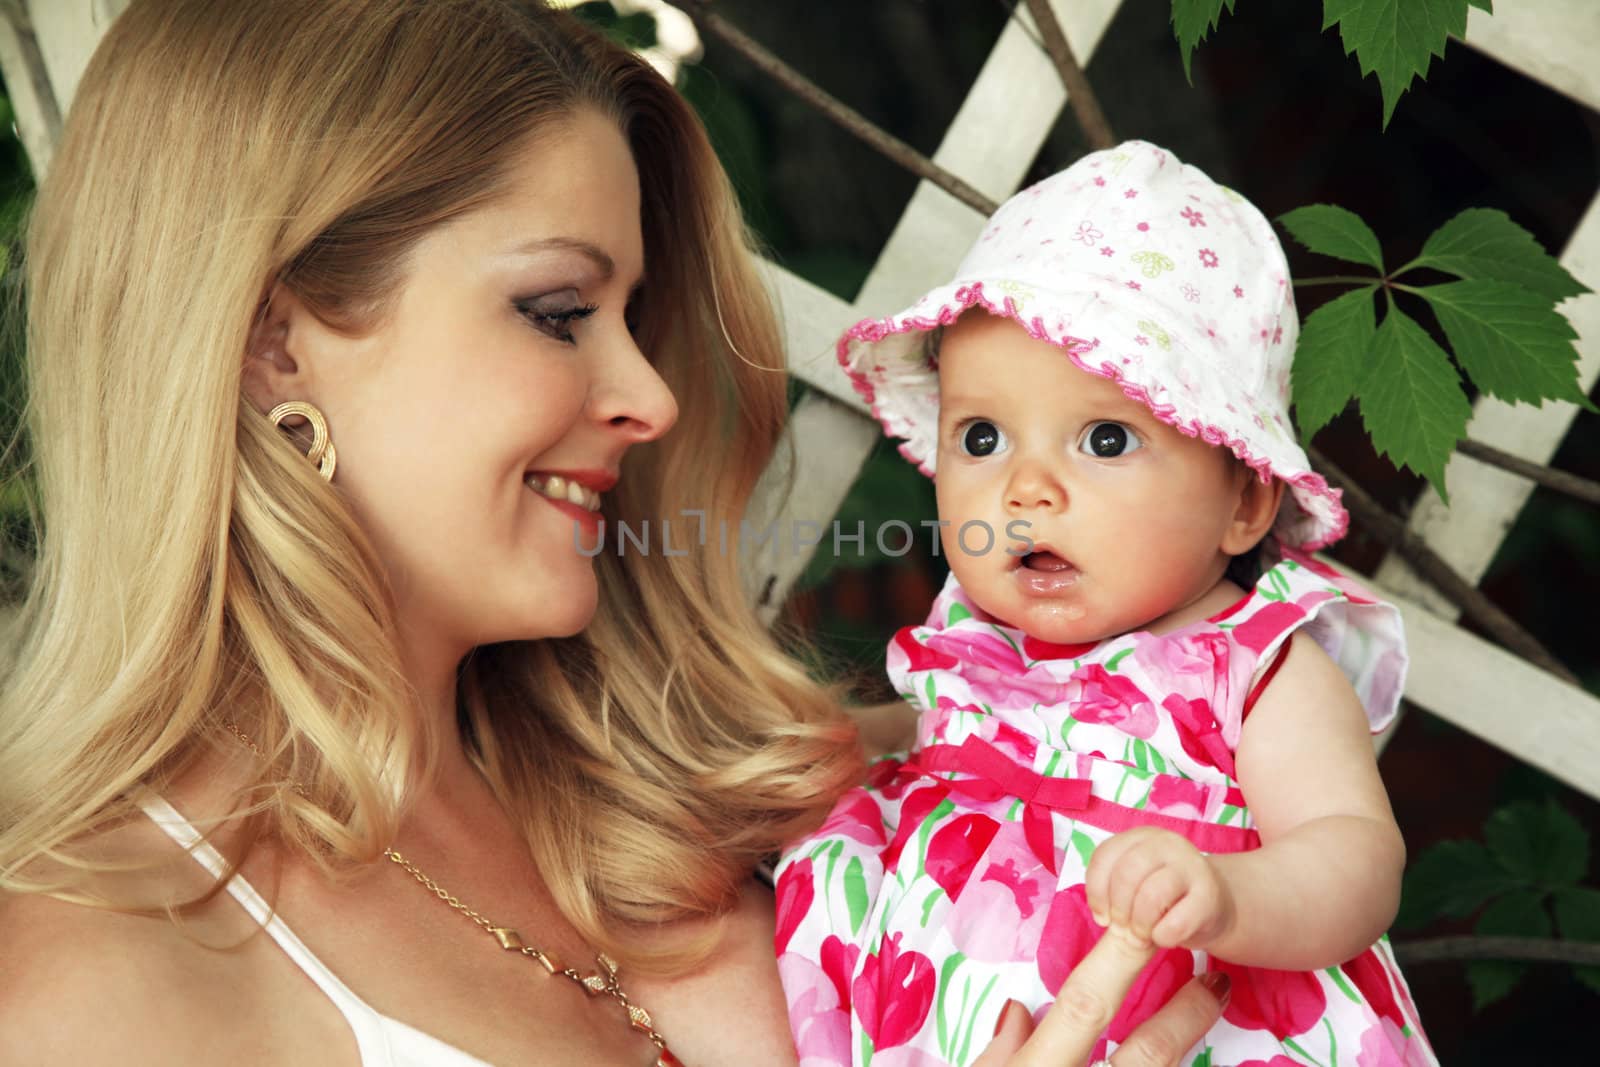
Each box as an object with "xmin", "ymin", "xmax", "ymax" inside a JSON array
[{"xmin": 221, "ymin": 720, "xmax": 682, "ymax": 1067}]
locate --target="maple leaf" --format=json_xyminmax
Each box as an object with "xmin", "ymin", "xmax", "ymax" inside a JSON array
[
  {"xmin": 1356, "ymin": 306, "xmax": 1471, "ymax": 497},
  {"xmin": 1171, "ymin": 0, "xmax": 1236, "ymax": 83},
  {"xmin": 1292, "ymin": 287, "xmax": 1377, "ymax": 441},
  {"xmin": 1322, "ymin": 0, "xmax": 1471, "ymax": 128}
]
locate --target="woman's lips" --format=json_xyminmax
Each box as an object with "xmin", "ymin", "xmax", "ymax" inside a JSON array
[{"xmin": 536, "ymin": 492, "xmax": 602, "ymax": 537}]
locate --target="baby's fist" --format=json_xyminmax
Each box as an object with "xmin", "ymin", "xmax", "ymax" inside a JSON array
[{"xmin": 1085, "ymin": 826, "xmax": 1233, "ymax": 950}]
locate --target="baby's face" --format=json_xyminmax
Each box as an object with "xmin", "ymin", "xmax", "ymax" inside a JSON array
[{"xmin": 934, "ymin": 311, "xmax": 1246, "ymax": 645}]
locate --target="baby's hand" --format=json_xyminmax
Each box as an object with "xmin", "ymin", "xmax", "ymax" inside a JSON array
[{"xmin": 1085, "ymin": 827, "xmax": 1234, "ymax": 950}]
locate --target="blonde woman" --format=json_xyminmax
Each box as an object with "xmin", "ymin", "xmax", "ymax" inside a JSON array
[{"xmin": 0, "ymin": 2, "xmax": 1222, "ymax": 1063}]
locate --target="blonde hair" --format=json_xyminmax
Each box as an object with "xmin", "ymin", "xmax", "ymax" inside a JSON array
[{"xmin": 0, "ymin": 0, "xmax": 861, "ymax": 969}]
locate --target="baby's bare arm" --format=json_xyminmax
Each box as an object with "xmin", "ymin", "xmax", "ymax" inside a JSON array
[{"xmin": 1199, "ymin": 630, "xmax": 1406, "ymax": 968}]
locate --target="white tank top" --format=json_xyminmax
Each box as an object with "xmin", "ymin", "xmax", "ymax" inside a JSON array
[{"xmin": 137, "ymin": 791, "xmax": 493, "ymax": 1067}]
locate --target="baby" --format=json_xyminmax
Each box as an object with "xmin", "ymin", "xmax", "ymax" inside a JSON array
[{"xmin": 776, "ymin": 142, "xmax": 1435, "ymax": 1066}]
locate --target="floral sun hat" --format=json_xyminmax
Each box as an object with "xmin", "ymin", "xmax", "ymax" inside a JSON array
[{"xmin": 837, "ymin": 139, "xmax": 1347, "ymax": 551}]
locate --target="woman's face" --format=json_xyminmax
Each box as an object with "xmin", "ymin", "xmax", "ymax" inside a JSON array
[{"xmin": 251, "ymin": 109, "xmax": 677, "ymax": 664}]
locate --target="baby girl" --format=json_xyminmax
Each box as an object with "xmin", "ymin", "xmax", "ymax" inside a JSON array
[{"xmin": 776, "ymin": 141, "xmax": 1435, "ymax": 1066}]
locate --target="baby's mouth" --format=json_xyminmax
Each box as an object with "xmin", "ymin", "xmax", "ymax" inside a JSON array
[{"xmin": 1020, "ymin": 549, "xmax": 1074, "ymax": 573}]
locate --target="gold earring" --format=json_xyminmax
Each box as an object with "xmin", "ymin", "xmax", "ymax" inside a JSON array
[{"xmin": 268, "ymin": 401, "xmax": 337, "ymax": 481}]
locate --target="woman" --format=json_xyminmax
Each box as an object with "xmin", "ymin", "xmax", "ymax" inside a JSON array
[{"xmin": 0, "ymin": 2, "xmax": 1220, "ymax": 1063}]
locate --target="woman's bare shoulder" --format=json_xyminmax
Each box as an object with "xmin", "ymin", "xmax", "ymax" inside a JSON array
[
  {"xmin": 0, "ymin": 814, "xmax": 354, "ymax": 1067},
  {"xmin": 0, "ymin": 888, "xmax": 227, "ymax": 1064},
  {"xmin": 629, "ymin": 878, "xmax": 798, "ymax": 1067}
]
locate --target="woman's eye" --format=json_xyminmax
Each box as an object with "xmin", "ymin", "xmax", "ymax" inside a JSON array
[
  {"xmin": 959, "ymin": 420, "xmax": 1005, "ymax": 457},
  {"xmin": 516, "ymin": 288, "xmax": 598, "ymax": 344},
  {"xmin": 1080, "ymin": 421, "xmax": 1142, "ymax": 458}
]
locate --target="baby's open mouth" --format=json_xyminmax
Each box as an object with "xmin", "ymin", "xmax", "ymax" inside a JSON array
[{"xmin": 1021, "ymin": 550, "xmax": 1074, "ymax": 572}]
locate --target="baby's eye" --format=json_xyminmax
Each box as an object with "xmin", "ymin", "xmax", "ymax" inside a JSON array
[
  {"xmin": 1080, "ymin": 421, "xmax": 1142, "ymax": 458},
  {"xmin": 958, "ymin": 420, "xmax": 1006, "ymax": 457}
]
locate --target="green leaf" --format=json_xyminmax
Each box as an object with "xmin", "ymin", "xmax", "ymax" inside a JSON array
[
  {"xmin": 1171, "ymin": 0, "xmax": 1236, "ymax": 83},
  {"xmin": 1477, "ymin": 887, "xmax": 1553, "ymax": 937},
  {"xmin": 1413, "ymin": 208, "xmax": 1589, "ymax": 304},
  {"xmin": 1279, "ymin": 204, "xmax": 1385, "ymax": 271},
  {"xmin": 1395, "ymin": 839, "xmax": 1524, "ymax": 929},
  {"xmin": 1466, "ymin": 960, "xmax": 1525, "ymax": 1012},
  {"xmin": 1292, "ymin": 287, "xmax": 1378, "ymax": 440},
  {"xmin": 1553, "ymin": 886, "xmax": 1600, "ymax": 941},
  {"xmin": 1466, "ymin": 888, "xmax": 1550, "ymax": 1011},
  {"xmin": 1322, "ymin": 0, "xmax": 1471, "ymax": 128},
  {"xmin": 1484, "ymin": 800, "xmax": 1588, "ymax": 887},
  {"xmin": 1356, "ymin": 307, "xmax": 1471, "ymax": 498},
  {"xmin": 1419, "ymin": 280, "xmax": 1589, "ymax": 407},
  {"xmin": 1469, "ymin": 0, "xmax": 1493, "ymax": 12}
]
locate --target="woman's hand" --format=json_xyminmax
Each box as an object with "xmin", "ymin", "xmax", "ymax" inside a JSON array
[
  {"xmin": 1085, "ymin": 827, "xmax": 1235, "ymax": 950},
  {"xmin": 973, "ymin": 925, "xmax": 1229, "ymax": 1066}
]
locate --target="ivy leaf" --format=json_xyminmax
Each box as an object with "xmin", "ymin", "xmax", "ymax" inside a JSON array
[
  {"xmin": 1554, "ymin": 887, "xmax": 1600, "ymax": 995},
  {"xmin": 1322, "ymin": 0, "xmax": 1471, "ymax": 128},
  {"xmin": 1466, "ymin": 889, "xmax": 1549, "ymax": 1011},
  {"xmin": 1171, "ymin": 0, "xmax": 1236, "ymax": 83},
  {"xmin": 1292, "ymin": 287, "xmax": 1377, "ymax": 440},
  {"xmin": 1484, "ymin": 800, "xmax": 1588, "ymax": 888},
  {"xmin": 1395, "ymin": 839, "xmax": 1523, "ymax": 930},
  {"xmin": 1279, "ymin": 205, "xmax": 1385, "ymax": 271},
  {"xmin": 1418, "ymin": 280, "xmax": 1590, "ymax": 407},
  {"xmin": 1356, "ymin": 306, "xmax": 1471, "ymax": 499},
  {"xmin": 1469, "ymin": 0, "xmax": 1493, "ymax": 12},
  {"xmin": 1413, "ymin": 208, "xmax": 1589, "ymax": 304}
]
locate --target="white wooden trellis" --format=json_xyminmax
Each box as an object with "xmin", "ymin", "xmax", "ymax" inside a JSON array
[{"xmin": 3, "ymin": 0, "xmax": 1598, "ymax": 800}]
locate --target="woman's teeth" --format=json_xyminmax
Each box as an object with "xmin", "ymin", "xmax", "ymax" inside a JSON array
[{"xmin": 524, "ymin": 474, "xmax": 602, "ymax": 512}]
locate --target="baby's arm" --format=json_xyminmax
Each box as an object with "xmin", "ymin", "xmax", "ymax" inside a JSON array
[{"xmin": 1086, "ymin": 630, "xmax": 1406, "ymax": 969}]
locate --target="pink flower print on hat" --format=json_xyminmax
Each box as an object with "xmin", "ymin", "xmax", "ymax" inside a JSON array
[{"xmin": 835, "ymin": 139, "xmax": 1350, "ymax": 551}]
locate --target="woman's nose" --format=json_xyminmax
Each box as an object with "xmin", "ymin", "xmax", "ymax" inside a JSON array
[{"xmin": 592, "ymin": 333, "xmax": 678, "ymax": 444}]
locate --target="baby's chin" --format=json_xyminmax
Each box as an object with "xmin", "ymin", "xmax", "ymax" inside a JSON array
[{"xmin": 994, "ymin": 596, "xmax": 1126, "ymax": 647}]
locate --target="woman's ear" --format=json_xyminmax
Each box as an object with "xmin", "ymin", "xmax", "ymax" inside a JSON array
[
  {"xmin": 242, "ymin": 282, "xmax": 309, "ymax": 414},
  {"xmin": 1221, "ymin": 463, "xmax": 1286, "ymax": 555}
]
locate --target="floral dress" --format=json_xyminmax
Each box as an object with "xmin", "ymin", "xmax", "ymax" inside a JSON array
[{"xmin": 775, "ymin": 550, "xmax": 1434, "ymax": 1067}]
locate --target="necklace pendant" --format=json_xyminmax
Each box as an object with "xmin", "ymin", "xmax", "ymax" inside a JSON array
[
  {"xmin": 655, "ymin": 1050, "xmax": 685, "ymax": 1067},
  {"xmin": 489, "ymin": 927, "xmax": 525, "ymax": 952}
]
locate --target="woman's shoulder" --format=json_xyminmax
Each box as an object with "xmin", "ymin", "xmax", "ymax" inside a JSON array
[
  {"xmin": 0, "ymin": 886, "xmax": 232, "ymax": 1063},
  {"xmin": 0, "ymin": 812, "xmax": 357, "ymax": 1066}
]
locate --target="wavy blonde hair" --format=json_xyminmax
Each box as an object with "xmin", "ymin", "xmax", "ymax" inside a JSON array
[{"xmin": 0, "ymin": 0, "xmax": 861, "ymax": 969}]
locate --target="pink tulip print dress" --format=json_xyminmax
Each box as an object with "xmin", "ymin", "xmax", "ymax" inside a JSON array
[{"xmin": 775, "ymin": 549, "xmax": 1436, "ymax": 1067}]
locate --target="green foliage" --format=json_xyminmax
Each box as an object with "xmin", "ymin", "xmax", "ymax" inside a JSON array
[
  {"xmin": 568, "ymin": 1, "xmax": 658, "ymax": 51},
  {"xmin": 1277, "ymin": 204, "xmax": 1384, "ymax": 272},
  {"xmin": 1173, "ymin": 1, "xmax": 1494, "ymax": 127},
  {"xmin": 1322, "ymin": 0, "xmax": 1472, "ymax": 128},
  {"xmin": 1170, "ymin": 0, "xmax": 1236, "ymax": 83},
  {"xmin": 1290, "ymin": 288, "xmax": 1374, "ymax": 441},
  {"xmin": 1399, "ymin": 799, "xmax": 1598, "ymax": 1010},
  {"xmin": 1414, "ymin": 208, "xmax": 1588, "ymax": 304},
  {"xmin": 1279, "ymin": 204, "xmax": 1590, "ymax": 499}
]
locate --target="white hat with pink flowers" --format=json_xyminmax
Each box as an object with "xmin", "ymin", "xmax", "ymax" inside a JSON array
[{"xmin": 837, "ymin": 139, "xmax": 1347, "ymax": 551}]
